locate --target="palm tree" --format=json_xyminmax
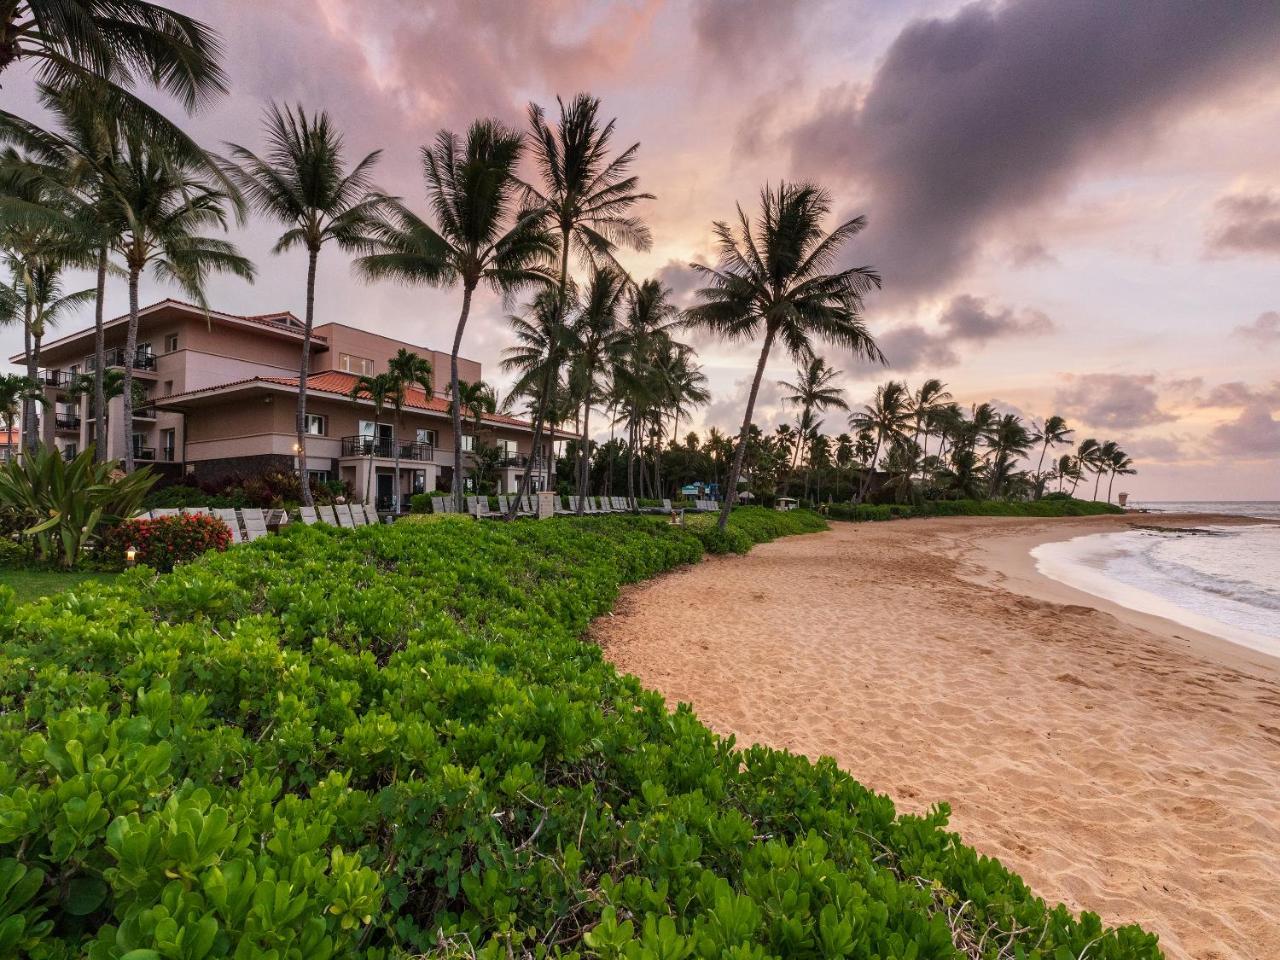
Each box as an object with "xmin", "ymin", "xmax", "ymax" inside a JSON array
[
  {"xmin": 779, "ymin": 355, "xmax": 848, "ymax": 482},
  {"xmin": 0, "ymin": 372, "xmax": 44, "ymax": 458},
  {"xmin": 67, "ymin": 366, "xmax": 121, "ymax": 449},
  {"xmin": 225, "ymin": 103, "xmax": 384, "ymax": 506},
  {"xmin": 355, "ymin": 120, "xmax": 554, "ymax": 511},
  {"xmin": 655, "ymin": 340, "xmax": 709, "ymax": 499},
  {"xmin": 515, "ymin": 93, "xmax": 653, "ymax": 508},
  {"xmin": 1092, "ymin": 440, "xmax": 1119, "ymax": 501},
  {"xmin": 385, "ymin": 348, "xmax": 432, "ymax": 514},
  {"xmin": 1072, "ymin": 438, "xmax": 1101, "ymax": 498},
  {"xmin": 0, "ymin": 2, "xmax": 227, "ymax": 138},
  {"xmin": 501, "ymin": 289, "xmax": 570, "ymax": 515},
  {"xmin": 848, "ymin": 380, "xmax": 912, "ymax": 502},
  {"xmin": 1031, "ymin": 414, "xmax": 1072, "ymax": 498},
  {"xmin": 685, "ymin": 182, "xmax": 883, "ymax": 529},
  {"xmin": 1053, "ymin": 453, "xmax": 1077, "ymax": 494},
  {"xmin": 110, "ymin": 133, "xmax": 253, "ymax": 471},
  {"xmin": 1105, "ymin": 446, "xmax": 1135, "ymax": 503},
  {"xmin": 349, "ymin": 371, "xmax": 399, "ymax": 509},
  {"xmin": 911, "ymin": 378, "xmax": 951, "ymax": 465},
  {"xmin": 566, "ymin": 265, "xmax": 627, "ymax": 513},
  {"xmin": 450, "ymin": 380, "xmax": 498, "ymax": 495},
  {"xmin": 985, "ymin": 413, "xmax": 1033, "ymax": 499}
]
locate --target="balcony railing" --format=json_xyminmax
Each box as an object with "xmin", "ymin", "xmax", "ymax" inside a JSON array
[
  {"xmin": 340, "ymin": 436, "xmax": 433, "ymax": 461},
  {"xmin": 54, "ymin": 415, "xmax": 81, "ymax": 431},
  {"xmin": 39, "ymin": 369, "xmax": 74, "ymax": 388},
  {"xmin": 160, "ymin": 447, "xmax": 177, "ymax": 463},
  {"xmin": 499, "ymin": 454, "xmax": 544, "ymax": 469},
  {"xmin": 86, "ymin": 348, "xmax": 156, "ymax": 371},
  {"xmin": 132, "ymin": 406, "xmax": 156, "ymax": 420},
  {"xmin": 133, "ymin": 447, "xmax": 156, "ymax": 462}
]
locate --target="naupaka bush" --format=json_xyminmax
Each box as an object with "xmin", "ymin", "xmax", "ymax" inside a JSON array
[{"xmin": 0, "ymin": 510, "xmax": 1161, "ymax": 959}]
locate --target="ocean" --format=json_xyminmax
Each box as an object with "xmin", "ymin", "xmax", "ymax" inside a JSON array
[
  {"xmin": 1031, "ymin": 521, "xmax": 1280, "ymax": 657},
  {"xmin": 1127, "ymin": 500, "xmax": 1280, "ymax": 520}
]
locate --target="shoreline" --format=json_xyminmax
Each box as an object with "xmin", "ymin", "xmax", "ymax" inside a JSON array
[{"xmin": 596, "ymin": 514, "xmax": 1280, "ymax": 960}]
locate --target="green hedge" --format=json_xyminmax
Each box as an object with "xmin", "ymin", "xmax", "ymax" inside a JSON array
[
  {"xmin": 0, "ymin": 511, "xmax": 1159, "ymax": 959},
  {"xmin": 826, "ymin": 498, "xmax": 1124, "ymax": 522}
]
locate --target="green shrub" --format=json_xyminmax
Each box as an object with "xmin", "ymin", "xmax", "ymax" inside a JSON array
[
  {"xmin": 0, "ymin": 514, "xmax": 1159, "ymax": 959},
  {"xmin": 98, "ymin": 513, "xmax": 233, "ymax": 571},
  {"xmin": 826, "ymin": 498, "xmax": 1122, "ymax": 523},
  {"xmin": 408, "ymin": 492, "xmax": 432, "ymax": 513}
]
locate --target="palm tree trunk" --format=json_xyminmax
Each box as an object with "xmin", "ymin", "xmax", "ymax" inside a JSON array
[
  {"xmin": 22, "ymin": 296, "xmax": 39, "ymax": 452},
  {"xmin": 718, "ymin": 326, "xmax": 775, "ymax": 531},
  {"xmin": 510, "ymin": 365, "xmax": 553, "ymax": 519},
  {"xmin": 576, "ymin": 390, "xmax": 592, "ymax": 515},
  {"xmin": 450, "ymin": 283, "xmax": 474, "ymax": 512},
  {"xmin": 857, "ymin": 436, "xmax": 882, "ymax": 503},
  {"xmin": 1034, "ymin": 440, "xmax": 1049, "ymax": 500},
  {"xmin": 626, "ymin": 415, "xmax": 637, "ymax": 509},
  {"xmin": 122, "ymin": 268, "xmax": 140, "ymax": 472},
  {"xmin": 393, "ymin": 415, "xmax": 402, "ymax": 515},
  {"xmin": 1092, "ymin": 469, "xmax": 1102, "ymax": 501},
  {"xmin": 91, "ymin": 246, "xmax": 108, "ymax": 461},
  {"xmin": 296, "ymin": 247, "xmax": 319, "ymax": 507},
  {"xmin": 1106, "ymin": 470, "xmax": 1115, "ymax": 503}
]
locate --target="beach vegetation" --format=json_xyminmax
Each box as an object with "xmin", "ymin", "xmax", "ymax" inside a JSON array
[{"xmin": 0, "ymin": 514, "xmax": 1160, "ymax": 959}]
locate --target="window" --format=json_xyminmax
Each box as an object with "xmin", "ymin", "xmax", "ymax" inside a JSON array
[
  {"xmin": 339, "ymin": 353, "xmax": 373, "ymax": 375},
  {"xmin": 304, "ymin": 413, "xmax": 327, "ymax": 436},
  {"xmin": 63, "ymin": 442, "xmax": 77, "ymax": 459},
  {"xmin": 415, "ymin": 428, "xmax": 437, "ymax": 446},
  {"xmin": 164, "ymin": 333, "xmax": 179, "ymax": 353},
  {"xmin": 358, "ymin": 420, "xmax": 391, "ymax": 440},
  {"xmin": 69, "ymin": 363, "xmax": 80, "ymax": 376},
  {"xmin": 163, "ymin": 381, "xmax": 174, "ymax": 395},
  {"xmin": 131, "ymin": 432, "xmax": 150, "ymax": 459},
  {"xmin": 137, "ymin": 341, "xmax": 152, "ymax": 356},
  {"xmin": 497, "ymin": 438, "xmax": 518, "ymax": 459},
  {"xmin": 160, "ymin": 428, "xmax": 176, "ymax": 462},
  {"xmin": 460, "ymin": 434, "xmax": 475, "ymax": 453},
  {"xmin": 308, "ymin": 470, "xmax": 332, "ymax": 485}
]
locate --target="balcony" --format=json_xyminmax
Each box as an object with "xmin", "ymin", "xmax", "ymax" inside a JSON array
[
  {"xmin": 54, "ymin": 415, "xmax": 81, "ymax": 432},
  {"xmin": 340, "ymin": 436, "xmax": 433, "ymax": 461},
  {"xmin": 133, "ymin": 447, "xmax": 156, "ymax": 462},
  {"xmin": 39, "ymin": 369, "xmax": 74, "ymax": 388},
  {"xmin": 86, "ymin": 348, "xmax": 157, "ymax": 372},
  {"xmin": 132, "ymin": 406, "xmax": 156, "ymax": 420},
  {"xmin": 499, "ymin": 455, "xmax": 544, "ymax": 470},
  {"xmin": 159, "ymin": 447, "xmax": 177, "ymax": 463}
]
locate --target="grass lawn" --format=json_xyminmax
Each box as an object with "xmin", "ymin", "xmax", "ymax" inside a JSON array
[{"xmin": 0, "ymin": 568, "xmax": 118, "ymax": 604}]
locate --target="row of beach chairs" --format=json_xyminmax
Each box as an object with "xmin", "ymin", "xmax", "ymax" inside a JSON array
[
  {"xmin": 555, "ymin": 496, "xmax": 674, "ymax": 516},
  {"xmin": 689, "ymin": 499, "xmax": 719, "ymax": 512},
  {"xmin": 295, "ymin": 503, "xmax": 381, "ymax": 529},
  {"xmin": 138, "ymin": 506, "xmax": 287, "ymax": 544}
]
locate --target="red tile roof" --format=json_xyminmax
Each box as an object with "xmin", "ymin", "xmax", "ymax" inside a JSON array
[{"xmin": 159, "ymin": 371, "xmax": 536, "ymax": 430}]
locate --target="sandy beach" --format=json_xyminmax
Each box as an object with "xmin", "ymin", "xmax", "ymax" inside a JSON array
[{"xmin": 595, "ymin": 515, "xmax": 1280, "ymax": 960}]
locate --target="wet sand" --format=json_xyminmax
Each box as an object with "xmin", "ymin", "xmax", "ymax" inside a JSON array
[{"xmin": 595, "ymin": 514, "xmax": 1280, "ymax": 960}]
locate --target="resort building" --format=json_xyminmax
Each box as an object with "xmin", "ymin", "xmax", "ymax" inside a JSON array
[{"xmin": 12, "ymin": 299, "xmax": 554, "ymax": 509}]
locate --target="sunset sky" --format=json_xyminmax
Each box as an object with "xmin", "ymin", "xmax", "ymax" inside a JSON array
[{"xmin": 4, "ymin": 0, "xmax": 1279, "ymax": 499}]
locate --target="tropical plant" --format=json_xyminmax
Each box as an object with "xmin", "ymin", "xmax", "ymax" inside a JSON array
[
  {"xmin": 566, "ymin": 265, "xmax": 627, "ymax": 512},
  {"xmin": 348, "ymin": 371, "xmax": 399, "ymax": 508},
  {"xmin": 1072, "ymin": 438, "xmax": 1101, "ymax": 498},
  {"xmin": 0, "ymin": 443, "xmax": 154, "ymax": 566},
  {"xmin": 385, "ymin": 348, "xmax": 432, "ymax": 513},
  {"xmin": 356, "ymin": 119, "xmax": 554, "ymax": 510},
  {"xmin": 512, "ymin": 93, "xmax": 652, "ymax": 511},
  {"xmin": 685, "ymin": 182, "xmax": 883, "ymax": 528},
  {"xmin": 779, "ymin": 356, "xmax": 847, "ymax": 481},
  {"xmin": 0, "ymin": 372, "xmax": 44, "ymax": 458},
  {"xmin": 109, "ymin": 131, "xmax": 253, "ymax": 471},
  {"xmin": 985, "ymin": 413, "xmax": 1034, "ymax": 498},
  {"xmin": 1032, "ymin": 414, "xmax": 1072, "ymax": 498},
  {"xmin": 225, "ymin": 103, "xmax": 384, "ymax": 506},
  {"xmin": 1105, "ymin": 446, "xmax": 1136, "ymax": 503},
  {"xmin": 848, "ymin": 380, "xmax": 912, "ymax": 502}
]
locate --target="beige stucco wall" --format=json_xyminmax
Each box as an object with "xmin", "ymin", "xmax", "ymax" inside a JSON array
[{"xmin": 312, "ymin": 323, "xmax": 479, "ymax": 395}]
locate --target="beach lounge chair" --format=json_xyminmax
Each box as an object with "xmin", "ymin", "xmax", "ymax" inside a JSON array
[
  {"xmin": 317, "ymin": 504, "xmax": 337, "ymax": 525},
  {"xmin": 660, "ymin": 498, "xmax": 673, "ymax": 514},
  {"xmin": 267, "ymin": 508, "xmax": 288, "ymax": 528},
  {"xmin": 555, "ymin": 496, "xmax": 574, "ymax": 516},
  {"xmin": 151, "ymin": 507, "xmax": 179, "ymax": 518},
  {"xmin": 362, "ymin": 504, "xmax": 381, "ymax": 524},
  {"xmin": 241, "ymin": 508, "xmax": 269, "ymax": 542},
  {"xmin": 334, "ymin": 504, "xmax": 355, "ymax": 528},
  {"xmin": 431, "ymin": 496, "xmax": 451, "ymax": 514},
  {"xmin": 350, "ymin": 503, "xmax": 368, "ymax": 527},
  {"xmin": 182, "ymin": 506, "xmax": 210, "ymax": 516},
  {"xmin": 468, "ymin": 496, "xmax": 494, "ymax": 519},
  {"xmin": 611, "ymin": 497, "xmax": 626, "ymax": 512},
  {"xmin": 298, "ymin": 506, "xmax": 319, "ymax": 525},
  {"xmin": 497, "ymin": 495, "xmax": 515, "ymax": 517},
  {"xmin": 213, "ymin": 508, "xmax": 242, "ymax": 544}
]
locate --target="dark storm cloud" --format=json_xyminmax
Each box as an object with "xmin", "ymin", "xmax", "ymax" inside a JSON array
[
  {"xmin": 787, "ymin": 0, "xmax": 1280, "ymax": 298},
  {"xmin": 1206, "ymin": 192, "xmax": 1280, "ymax": 257},
  {"xmin": 865, "ymin": 294, "xmax": 1051, "ymax": 371},
  {"xmin": 1054, "ymin": 374, "xmax": 1176, "ymax": 430}
]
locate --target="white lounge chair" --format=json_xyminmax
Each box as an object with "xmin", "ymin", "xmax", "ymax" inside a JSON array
[
  {"xmin": 213, "ymin": 508, "xmax": 242, "ymax": 544},
  {"xmin": 241, "ymin": 508, "xmax": 269, "ymax": 542},
  {"xmin": 350, "ymin": 503, "xmax": 368, "ymax": 527},
  {"xmin": 334, "ymin": 504, "xmax": 355, "ymax": 528},
  {"xmin": 362, "ymin": 504, "xmax": 381, "ymax": 524},
  {"xmin": 431, "ymin": 496, "xmax": 452, "ymax": 514},
  {"xmin": 298, "ymin": 506, "xmax": 318, "ymax": 525},
  {"xmin": 317, "ymin": 504, "xmax": 337, "ymax": 525},
  {"xmin": 182, "ymin": 506, "xmax": 210, "ymax": 516}
]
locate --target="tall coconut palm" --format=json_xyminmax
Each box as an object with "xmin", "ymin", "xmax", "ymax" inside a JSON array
[
  {"xmin": 848, "ymin": 380, "xmax": 912, "ymax": 502},
  {"xmin": 515, "ymin": 93, "xmax": 653, "ymax": 508},
  {"xmin": 1054, "ymin": 453, "xmax": 1078, "ymax": 494},
  {"xmin": 565, "ymin": 265, "xmax": 627, "ymax": 513},
  {"xmin": 386, "ymin": 348, "xmax": 432, "ymax": 514},
  {"xmin": 349, "ymin": 371, "xmax": 398, "ymax": 509},
  {"xmin": 110, "ymin": 132, "xmax": 253, "ymax": 471},
  {"xmin": 1105, "ymin": 446, "xmax": 1135, "ymax": 503},
  {"xmin": 1072, "ymin": 438, "xmax": 1101, "ymax": 498},
  {"xmin": 986, "ymin": 413, "xmax": 1033, "ymax": 498},
  {"xmin": 355, "ymin": 120, "xmax": 554, "ymax": 510},
  {"xmin": 779, "ymin": 355, "xmax": 847, "ymax": 480},
  {"xmin": 450, "ymin": 379, "xmax": 498, "ymax": 494},
  {"xmin": 1092, "ymin": 439, "xmax": 1119, "ymax": 501},
  {"xmin": 1032, "ymin": 414, "xmax": 1072, "ymax": 498},
  {"xmin": 911, "ymin": 378, "xmax": 951, "ymax": 464},
  {"xmin": 685, "ymin": 182, "xmax": 883, "ymax": 529},
  {"xmin": 225, "ymin": 103, "xmax": 385, "ymax": 507}
]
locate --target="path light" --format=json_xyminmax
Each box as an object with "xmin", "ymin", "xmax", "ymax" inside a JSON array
[{"xmin": 125, "ymin": 545, "xmax": 137, "ymax": 567}]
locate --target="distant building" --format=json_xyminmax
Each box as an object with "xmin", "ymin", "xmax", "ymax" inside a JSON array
[{"xmin": 12, "ymin": 299, "xmax": 555, "ymax": 509}]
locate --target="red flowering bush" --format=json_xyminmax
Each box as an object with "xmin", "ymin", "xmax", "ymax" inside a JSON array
[{"xmin": 99, "ymin": 514, "xmax": 232, "ymax": 571}]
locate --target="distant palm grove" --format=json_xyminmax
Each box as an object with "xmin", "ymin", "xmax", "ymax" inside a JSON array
[{"xmin": 0, "ymin": 0, "xmax": 1134, "ymax": 529}]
